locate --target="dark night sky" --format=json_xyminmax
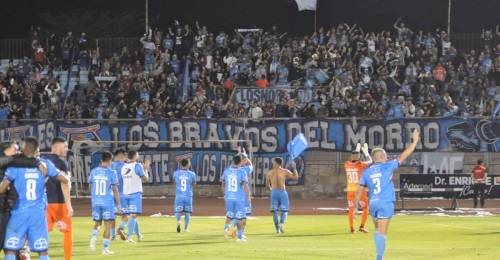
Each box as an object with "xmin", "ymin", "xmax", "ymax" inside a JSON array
[{"xmin": 0, "ymin": 0, "xmax": 498, "ymax": 37}]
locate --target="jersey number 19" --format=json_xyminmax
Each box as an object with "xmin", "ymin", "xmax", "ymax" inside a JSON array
[{"xmin": 228, "ymin": 175, "xmax": 238, "ymax": 192}]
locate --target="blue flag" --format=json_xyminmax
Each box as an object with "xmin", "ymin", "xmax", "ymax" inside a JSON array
[
  {"xmin": 287, "ymin": 133, "xmax": 308, "ymax": 160},
  {"xmin": 181, "ymin": 59, "xmax": 190, "ymax": 102}
]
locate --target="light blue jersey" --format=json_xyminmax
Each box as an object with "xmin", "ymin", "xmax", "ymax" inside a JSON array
[
  {"xmin": 360, "ymin": 159, "xmax": 399, "ymax": 203},
  {"xmin": 222, "ymin": 166, "xmax": 248, "ymax": 201},
  {"xmin": 6, "ymin": 166, "xmax": 59, "ymax": 211},
  {"xmin": 111, "ymin": 161, "xmax": 125, "ymax": 194},
  {"xmin": 89, "ymin": 166, "xmax": 117, "ymax": 207},
  {"xmin": 174, "ymin": 169, "xmax": 196, "ymax": 197}
]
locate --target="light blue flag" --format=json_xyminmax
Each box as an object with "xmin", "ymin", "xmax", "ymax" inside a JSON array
[
  {"xmin": 181, "ymin": 59, "xmax": 190, "ymax": 102},
  {"xmin": 287, "ymin": 133, "xmax": 308, "ymax": 160}
]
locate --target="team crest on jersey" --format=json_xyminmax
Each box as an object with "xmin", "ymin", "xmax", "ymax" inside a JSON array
[
  {"xmin": 33, "ymin": 238, "xmax": 48, "ymax": 250},
  {"xmin": 5, "ymin": 236, "xmax": 20, "ymax": 248}
]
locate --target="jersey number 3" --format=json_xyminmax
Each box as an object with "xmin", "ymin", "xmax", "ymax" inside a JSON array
[{"xmin": 372, "ymin": 178, "xmax": 381, "ymax": 194}]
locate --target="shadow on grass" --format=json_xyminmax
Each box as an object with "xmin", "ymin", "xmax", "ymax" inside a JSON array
[
  {"xmin": 465, "ymin": 231, "xmax": 500, "ymax": 235},
  {"xmin": 138, "ymin": 240, "xmax": 225, "ymax": 248}
]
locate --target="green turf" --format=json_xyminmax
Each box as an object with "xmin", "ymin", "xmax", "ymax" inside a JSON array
[{"xmin": 45, "ymin": 215, "xmax": 500, "ymax": 260}]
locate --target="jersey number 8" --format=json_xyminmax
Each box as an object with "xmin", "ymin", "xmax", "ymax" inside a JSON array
[{"xmin": 26, "ymin": 179, "xmax": 37, "ymax": 200}]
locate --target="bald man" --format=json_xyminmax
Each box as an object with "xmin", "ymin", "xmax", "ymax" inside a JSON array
[{"xmin": 355, "ymin": 129, "xmax": 420, "ymax": 260}]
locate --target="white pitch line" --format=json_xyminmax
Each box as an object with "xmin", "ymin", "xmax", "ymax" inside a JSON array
[
  {"xmin": 430, "ymin": 223, "xmax": 477, "ymax": 230},
  {"xmin": 314, "ymin": 207, "xmax": 347, "ymax": 211}
]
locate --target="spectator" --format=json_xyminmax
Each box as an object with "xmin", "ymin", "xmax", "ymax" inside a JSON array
[{"xmin": 248, "ymin": 102, "xmax": 264, "ymax": 119}]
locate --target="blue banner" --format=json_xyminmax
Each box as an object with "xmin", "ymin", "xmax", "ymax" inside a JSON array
[
  {"xmin": 2, "ymin": 118, "xmax": 498, "ymax": 153},
  {"xmin": 0, "ymin": 118, "xmax": 498, "ymax": 185}
]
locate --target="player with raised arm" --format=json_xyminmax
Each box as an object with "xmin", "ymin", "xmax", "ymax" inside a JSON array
[
  {"xmin": 173, "ymin": 158, "xmax": 197, "ymax": 233},
  {"xmin": 230, "ymin": 147, "xmax": 253, "ymax": 239},
  {"xmin": 222, "ymin": 155, "xmax": 251, "ymax": 242},
  {"xmin": 355, "ymin": 129, "xmax": 420, "ymax": 260},
  {"xmin": 266, "ymin": 157, "xmax": 299, "ymax": 234},
  {"xmin": 345, "ymin": 143, "xmax": 372, "ymax": 233},
  {"xmin": 89, "ymin": 151, "xmax": 121, "ymax": 255},
  {"xmin": 0, "ymin": 137, "xmax": 68, "ymax": 260},
  {"xmin": 111, "ymin": 149, "xmax": 127, "ymax": 240},
  {"xmin": 121, "ymin": 150, "xmax": 150, "ymax": 243}
]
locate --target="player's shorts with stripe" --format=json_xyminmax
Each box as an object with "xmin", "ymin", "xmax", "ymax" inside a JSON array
[
  {"xmin": 113, "ymin": 193, "xmax": 127, "ymax": 215},
  {"xmin": 4, "ymin": 209, "xmax": 49, "ymax": 252},
  {"xmin": 123, "ymin": 192, "xmax": 142, "ymax": 214},
  {"xmin": 46, "ymin": 203, "xmax": 72, "ymax": 233},
  {"xmin": 270, "ymin": 189, "xmax": 289, "ymax": 212},
  {"xmin": 369, "ymin": 200, "xmax": 394, "ymax": 219},
  {"xmin": 346, "ymin": 190, "xmax": 368, "ymax": 208},
  {"xmin": 225, "ymin": 200, "xmax": 246, "ymax": 220},
  {"xmin": 174, "ymin": 196, "xmax": 193, "ymax": 213},
  {"xmin": 92, "ymin": 204, "xmax": 115, "ymax": 221},
  {"xmin": 244, "ymin": 194, "xmax": 252, "ymax": 215}
]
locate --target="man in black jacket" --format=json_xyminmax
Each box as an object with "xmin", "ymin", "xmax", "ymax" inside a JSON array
[{"xmin": 0, "ymin": 141, "xmax": 42, "ymax": 254}]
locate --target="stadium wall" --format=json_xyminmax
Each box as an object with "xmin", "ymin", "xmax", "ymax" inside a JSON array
[{"xmin": 142, "ymin": 151, "xmax": 498, "ymax": 198}]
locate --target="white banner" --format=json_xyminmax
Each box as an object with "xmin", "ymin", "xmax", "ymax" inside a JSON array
[{"xmin": 420, "ymin": 152, "xmax": 464, "ymax": 174}]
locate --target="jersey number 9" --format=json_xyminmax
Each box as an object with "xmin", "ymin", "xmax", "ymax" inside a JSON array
[{"xmin": 180, "ymin": 178, "xmax": 187, "ymax": 192}]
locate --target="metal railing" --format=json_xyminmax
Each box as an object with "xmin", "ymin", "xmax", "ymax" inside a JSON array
[{"xmin": 0, "ymin": 34, "xmax": 490, "ymax": 59}]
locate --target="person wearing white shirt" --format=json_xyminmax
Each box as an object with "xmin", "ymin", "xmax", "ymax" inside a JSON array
[{"xmin": 248, "ymin": 102, "xmax": 264, "ymax": 119}]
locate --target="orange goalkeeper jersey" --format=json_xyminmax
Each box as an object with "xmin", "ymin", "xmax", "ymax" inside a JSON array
[{"xmin": 344, "ymin": 160, "xmax": 369, "ymax": 192}]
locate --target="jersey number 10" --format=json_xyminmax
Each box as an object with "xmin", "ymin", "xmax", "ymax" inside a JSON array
[{"xmin": 94, "ymin": 180, "xmax": 107, "ymax": 196}]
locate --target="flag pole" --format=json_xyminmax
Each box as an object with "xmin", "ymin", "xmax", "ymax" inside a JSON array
[
  {"xmin": 314, "ymin": 0, "xmax": 318, "ymax": 32},
  {"xmin": 447, "ymin": 0, "xmax": 451, "ymax": 35}
]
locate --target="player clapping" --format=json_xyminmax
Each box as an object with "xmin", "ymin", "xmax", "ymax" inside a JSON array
[
  {"xmin": 121, "ymin": 151, "xmax": 150, "ymax": 242},
  {"xmin": 345, "ymin": 143, "xmax": 372, "ymax": 233}
]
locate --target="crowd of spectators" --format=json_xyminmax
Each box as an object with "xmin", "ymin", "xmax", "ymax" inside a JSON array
[{"xmin": 0, "ymin": 21, "xmax": 499, "ymax": 122}]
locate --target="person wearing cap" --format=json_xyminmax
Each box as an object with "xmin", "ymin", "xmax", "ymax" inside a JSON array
[{"xmin": 471, "ymin": 160, "xmax": 488, "ymax": 208}]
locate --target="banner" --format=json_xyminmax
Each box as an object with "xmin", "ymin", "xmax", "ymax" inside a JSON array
[
  {"xmin": 400, "ymin": 174, "xmax": 500, "ymax": 198},
  {"xmin": 418, "ymin": 152, "xmax": 464, "ymax": 174},
  {"xmin": 0, "ymin": 118, "xmax": 498, "ymax": 185},
  {"xmin": 235, "ymin": 87, "xmax": 313, "ymax": 107},
  {"xmin": 69, "ymin": 150, "xmax": 306, "ymax": 186},
  {"xmin": 0, "ymin": 118, "xmax": 498, "ymax": 154}
]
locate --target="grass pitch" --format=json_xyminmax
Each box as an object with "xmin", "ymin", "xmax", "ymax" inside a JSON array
[{"xmin": 46, "ymin": 214, "xmax": 500, "ymax": 259}]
